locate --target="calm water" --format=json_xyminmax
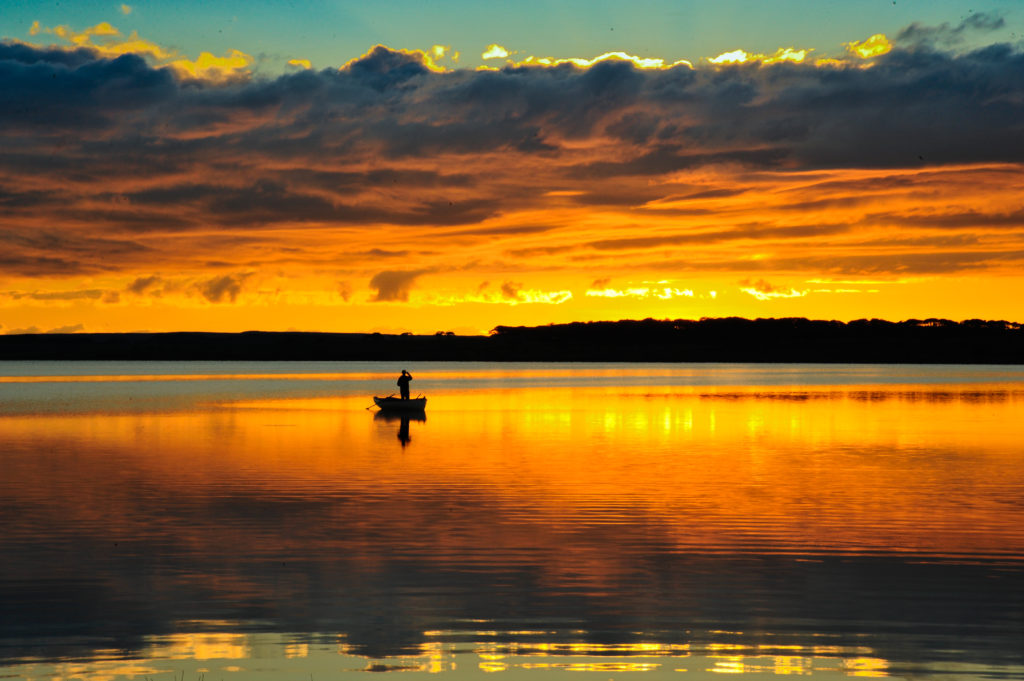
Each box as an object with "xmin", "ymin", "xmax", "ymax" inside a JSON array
[{"xmin": 1, "ymin": 362, "xmax": 1023, "ymax": 680}]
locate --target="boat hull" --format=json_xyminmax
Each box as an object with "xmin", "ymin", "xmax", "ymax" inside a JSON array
[{"xmin": 374, "ymin": 396, "xmax": 427, "ymax": 411}]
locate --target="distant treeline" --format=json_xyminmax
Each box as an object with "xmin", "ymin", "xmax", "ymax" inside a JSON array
[{"xmin": 1, "ymin": 317, "xmax": 1023, "ymax": 363}]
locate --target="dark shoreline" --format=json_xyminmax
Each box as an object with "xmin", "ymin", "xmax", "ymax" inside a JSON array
[{"xmin": 2, "ymin": 317, "xmax": 1023, "ymax": 363}]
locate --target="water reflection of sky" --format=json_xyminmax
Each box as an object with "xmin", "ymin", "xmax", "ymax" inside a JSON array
[
  {"xmin": 4, "ymin": 360, "xmax": 1024, "ymax": 416},
  {"xmin": 2, "ymin": 362, "xmax": 1023, "ymax": 679},
  {"xmin": 13, "ymin": 628, "xmax": 911, "ymax": 679}
]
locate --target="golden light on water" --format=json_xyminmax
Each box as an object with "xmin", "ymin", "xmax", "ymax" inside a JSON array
[
  {"xmin": 5, "ymin": 379, "xmax": 1024, "ymax": 563},
  {"xmin": 12, "ymin": 625, "xmax": 907, "ymax": 678},
  {"xmin": 3, "ymin": 365, "xmax": 1023, "ymax": 680}
]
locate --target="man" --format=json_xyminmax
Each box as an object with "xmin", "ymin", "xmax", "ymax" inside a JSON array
[{"xmin": 397, "ymin": 370, "xmax": 413, "ymax": 400}]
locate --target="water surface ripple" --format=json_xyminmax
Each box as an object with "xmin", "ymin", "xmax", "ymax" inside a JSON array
[{"xmin": 1, "ymin": 362, "xmax": 1022, "ymax": 679}]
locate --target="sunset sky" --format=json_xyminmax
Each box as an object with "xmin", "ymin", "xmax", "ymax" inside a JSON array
[{"xmin": 1, "ymin": 0, "xmax": 1023, "ymax": 335}]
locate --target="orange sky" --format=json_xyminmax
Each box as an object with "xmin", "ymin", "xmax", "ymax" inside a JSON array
[{"xmin": 2, "ymin": 16, "xmax": 1024, "ymax": 334}]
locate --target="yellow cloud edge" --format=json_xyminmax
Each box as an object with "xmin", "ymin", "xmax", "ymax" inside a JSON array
[
  {"xmin": 28, "ymin": 20, "xmax": 256, "ymax": 82},
  {"xmin": 25, "ymin": 20, "xmax": 894, "ymax": 83}
]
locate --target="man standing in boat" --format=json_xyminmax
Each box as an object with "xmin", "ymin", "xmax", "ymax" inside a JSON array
[{"xmin": 397, "ymin": 370, "xmax": 413, "ymax": 400}]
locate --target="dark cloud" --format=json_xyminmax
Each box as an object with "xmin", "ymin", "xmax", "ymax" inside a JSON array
[
  {"xmin": 0, "ymin": 187, "xmax": 58, "ymax": 208},
  {"xmin": 45, "ymin": 323, "xmax": 85, "ymax": 334},
  {"xmin": 505, "ymin": 244, "xmax": 575, "ymax": 258},
  {"xmin": 108, "ymin": 181, "xmax": 500, "ymax": 230},
  {"xmin": 588, "ymin": 223, "xmax": 851, "ymax": 251},
  {"xmin": 358, "ymin": 248, "xmax": 412, "ymax": 258},
  {"xmin": 679, "ymin": 187, "xmax": 749, "ymax": 201},
  {"xmin": 0, "ymin": 253, "xmax": 95, "ymax": 277},
  {"xmin": 0, "ymin": 42, "xmax": 99, "ymax": 68},
  {"xmin": 445, "ymin": 224, "xmax": 557, "ymax": 237},
  {"xmin": 640, "ymin": 248, "xmax": 1024, "ymax": 276},
  {"xmin": 896, "ymin": 12, "xmax": 1006, "ymax": 48},
  {"xmin": 0, "ymin": 46, "xmax": 175, "ymax": 129},
  {"xmin": 500, "ymin": 281, "xmax": 524, "ymax": 301},
  {"xmin": 568, "ymin": 187, "xmax": 677, "ymax": 207},
  {"xmin": 1, "ymin": 36, "xmax": 1024, "ymax": 278},
  {"xmin": 337, "ymin": 281, "xmax": 353, "ymax": 302},
  {"xmin": 570, "ymin": 146, "xmax": 789, "ymax": 179},
  {"xmin": 3, "ymin": 38, "xmax": 1022, "ymax": 178},
  {"xmin": 369, "ymin": 269, "xmax": 432, "ymax": 302},
  {"xmin": 196, "ymin": 273, "xmax": 253, "ymax": 303},
  {"xmin": 3, "ymin": 289, "xmax": 106, "ymax": 301},
  {"xmin": 344, "ymin": 45, "xmax": 432, "ymax": 92},
  {"xmin": 277, "ymin": 168, "xmax": 476, "ymax": 194},
  {"xmin": 865, "ymin": 208, "xmax": 1024, "ymax": 230},
  {"xmin": 4, "ymin": 322, "xmax": 84, "ymax": 334},
  {"xmin": 1, "ymin": 228, "xmax": 149, "ymax": 257},
  {"xmin": 127, "ymin": 275, "xmax": 164, "ymax": 295}
]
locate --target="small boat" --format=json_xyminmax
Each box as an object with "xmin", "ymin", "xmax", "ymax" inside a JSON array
[{"xmin": 373, "ymin": 395, "xmax": 427, "ymax": 411}]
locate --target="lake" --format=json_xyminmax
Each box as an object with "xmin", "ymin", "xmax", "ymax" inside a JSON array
[{"xmin": 1, "ymin": 362, "xmax": 1023, "ymax": 680}]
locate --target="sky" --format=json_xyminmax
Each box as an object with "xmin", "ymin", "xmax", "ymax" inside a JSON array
[{"xmin": 1, "ymin": 1, "xmax": 1023, "ymax": 335}]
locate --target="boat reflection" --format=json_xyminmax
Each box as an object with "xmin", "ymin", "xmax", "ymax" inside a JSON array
[{"xmin": 374, "ymin": 409, "xmax": 426, "ymax": 447}]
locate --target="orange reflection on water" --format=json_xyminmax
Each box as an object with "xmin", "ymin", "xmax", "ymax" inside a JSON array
[
  {"xmin": 3, "ymin": 370, "xmax": 1024, "ymax": 681},
  {"xmin": 4, "ymin": 382, "xmax": 1024, "ymax": 573}
]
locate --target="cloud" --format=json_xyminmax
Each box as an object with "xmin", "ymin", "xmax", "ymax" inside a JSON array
[
  {"xmin": 46, "ymin": 323, "xmax": 85, "ymax": 333},
  {"xmin": 896, "ymin": 12, "xmax": 1006, "ymax": 49},
  {"xmin": 586, "ymin": 284, "xmax": 694, "ymax": 300},
  {"xmin": 168, "ymin": 49, "xmax": 254, "ymax": 84},
  {"xmin": 865, "ymin": 208, "xmax": 1024, "ymax": 230},
  {"xmin": 500, "ymin": 281, "xmax": 523, "ymax": 301},
  {"xmin": 491, "ymin": 281, "xmax": 571, "ymax": 304},
  {"xmin": 6, "ymin": 37, "xmax": 1023, "ymax": 173},
  {"xmin": 1, "ymin": 30, "xmax": 1023, "ymax": 301},
  {"xmin": 708, "ymin": 47, "xmax": 810, "ymax": 65},
  {"xmin": 369, "ymin": 269, "xmax": 432, "ymax": 302},
  {"xmin": 5, "ymin": 323, "xmax": 84, "ymax": 334},
  {"xmin": 429, "ymin": 44, "xmax": 458, "ymax": 65},
  {"xmin": 25, "ymin": 20, "xmax": 250, "ymax": 81},
  {"xmin": 337, "ymin": 281, "xmax": 353, "ymax": 302},
  {"xmin": 127, "ymin": 275, "xmax": 165, "ymax": 296},
  {"xmin": 482, "ymin": 44, "xmax": 509, "ymax": 60},
  {"xmin": 844, "ymin": 34, "xmax": 892, "ymax": 59},
  {"xmin": 585, "ymin": 223, "xmax": 851, "ymax": 251},
  {"xmin": 1, "ymin": 289, "xmax": 108, "ymax": 302},
  {"xmin": 429, "ymin": 282, "xmax": 572, "ymax": 306},
  {"xmin": 739, "ymin": 279, "xmax": 808, "ymax": 300},
  {"xmin": 196, "ymin": 273, "xmax": 253, "ymax": 303},
  {"xmin": 30, "ymin": 21, "xmax": 176, "ymax": 61},
  {"xmin": 509, "ymin": 51, "xmax": 693, "ymax": 70}
]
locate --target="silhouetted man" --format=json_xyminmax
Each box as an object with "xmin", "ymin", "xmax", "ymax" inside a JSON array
[{"xmin": 397, "ymin": 370, "xmax": 412, "ymax": 400}]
